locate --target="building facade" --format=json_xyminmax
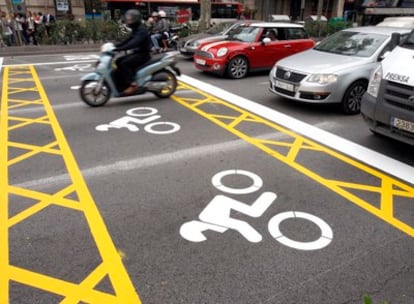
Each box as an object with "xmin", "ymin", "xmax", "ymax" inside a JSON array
[{"xmin": 0, "ymin": 0, "xmax": 85, "ymax": 20}]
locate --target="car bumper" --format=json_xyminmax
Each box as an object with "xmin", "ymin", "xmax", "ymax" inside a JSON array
[
  {"xmin": 194, "ymin": 57, "xmax": 227, "ymax": 75},
  {"xmin": 361, "ymin": 92, "xmax": 414, "ymax": 146},
  {"xmin": 179, "ymin": 46, "xmax": 197, "ymax": 58},
  {"xmin": 268, "ymin": 73, "xmax": 344, "ymax": 104}
]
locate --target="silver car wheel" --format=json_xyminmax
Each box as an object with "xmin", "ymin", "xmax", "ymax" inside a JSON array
[{"xmin": 227, "ymin": 56, "xmax": 248, "ymax": 79}]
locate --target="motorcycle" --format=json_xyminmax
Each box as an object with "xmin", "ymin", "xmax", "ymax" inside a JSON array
[
  {"xmin": 151, "ymin": 24, "xmax": 186, "ymax": 53},
  {"xmin": 79, "ymin": 42, "xmax": 181, "ymax": 107}
]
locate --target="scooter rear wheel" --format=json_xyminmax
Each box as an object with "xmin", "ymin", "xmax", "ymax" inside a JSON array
[
  {"xmin": 152, "ymin": 70, "xmax": 177, "ymax": 98},
  {"xmin": 80, "ymin": 79, "xmax": 111, "ymax": 107}
]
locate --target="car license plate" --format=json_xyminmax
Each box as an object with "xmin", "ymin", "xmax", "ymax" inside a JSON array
[
  {"xmin": 180, "ymin": 47, "xmax": 186, "ymax": 52},
  {"xmin": 391, "ymin": 117, "xmax": 414, "ymax": 134},
  {"xmin": 275, "ymin": 80, "xmax": 294, "ymax": 92},
  {"xmin": 195, "ymin": 58, "xmax": 206, "ymax": 65}
]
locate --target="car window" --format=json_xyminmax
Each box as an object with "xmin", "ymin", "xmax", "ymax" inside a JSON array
[
  {"xmin": 314, "ymin": 31, "xmax": 388, "ymax": 57},
  {"xmin": 207, "ymin": 22, "xmax": 233, "ymax": 34},
  {"xmin": 285, "ymin": 28, "xmax": 308, "ymax": 40},
  {"xmin": 227, "ymin": 26, "xmax": 261, "ymax": 42}
]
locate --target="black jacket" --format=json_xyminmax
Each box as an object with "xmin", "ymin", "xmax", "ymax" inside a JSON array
[{"xmin": 115, "ymin": 23, "xmax": 152, "ymax": 54}]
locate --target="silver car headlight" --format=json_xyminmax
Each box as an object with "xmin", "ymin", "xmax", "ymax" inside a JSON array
[
  {"xmin": 190, "ymin": 41, "xmax": 200, "ymax": 48},
  {"xmin": 366, "ymin": 65, "xmax": 382, "ymax": 98},
  {"xmin": 270, "ymin": 65, "xmax": 277, "ymax": 78},
  {"xmin": 217, "ymin": 47, "xmax": 228, "ymax": 57},
  {"xmin": 307, "ymin": 74, "xmax": 338, "ymax": 84}
]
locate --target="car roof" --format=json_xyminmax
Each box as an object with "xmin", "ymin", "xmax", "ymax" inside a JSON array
[
  {"xmin": 248, "ymin": 22, "xmax": 304, "ymax": 28},
  {"xmin": 343, "ymin": 26, "xmax": 412, "ymax": 35}
]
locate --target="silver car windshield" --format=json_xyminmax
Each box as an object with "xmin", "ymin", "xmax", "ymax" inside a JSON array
[
  {"xmin": 206, "ymin": 22, "xmax": 233, "ymax": 35},
  {"xmin": 314, "ymin": 31, "xmax": 388, "ymax": 57},
  {"xmin": 227, "ymin": 26, "xmax": 261, "ymax": 42}
]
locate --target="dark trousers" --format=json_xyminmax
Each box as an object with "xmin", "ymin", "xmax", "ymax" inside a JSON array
[{"xmin": 113, "ymin": 53, "xmax": 151, "ymax": 92}]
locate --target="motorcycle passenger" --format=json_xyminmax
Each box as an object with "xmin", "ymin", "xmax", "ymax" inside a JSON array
[
  {"xmin": 150, "ymin": 10, "xmax": 170, "ymax": 53},
  {"xmin": 113, "ymin": 9, "xmax": 152, "ymax": 95}
]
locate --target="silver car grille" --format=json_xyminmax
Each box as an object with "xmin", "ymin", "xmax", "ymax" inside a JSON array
[
  {"xmin": 383, "ymin": 80, "xmax": 414, "ymax": 111},
  {"xmin": 276, "ymin": 68, "xmax": 307, "ymax": 83}
]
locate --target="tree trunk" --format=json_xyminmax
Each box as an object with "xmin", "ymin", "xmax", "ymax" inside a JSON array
[{"xmin": 199, "ymin": 0, "xmax": 211, "ymax": 33}]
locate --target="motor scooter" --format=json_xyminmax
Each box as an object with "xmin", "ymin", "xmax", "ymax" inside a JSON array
[{"xmin": 79, "ymin": 42, "xmax": 181, "ymax": 107}]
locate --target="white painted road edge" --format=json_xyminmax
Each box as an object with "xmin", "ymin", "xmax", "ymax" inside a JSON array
[{"xmin": 178, "ymin": 74, "xmax": 414, "ymax": 185}]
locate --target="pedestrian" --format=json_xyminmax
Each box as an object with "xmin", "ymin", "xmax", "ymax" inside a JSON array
[
  {"xmin": 1, "ymin": 12, "xmax": 14, "ymax": 46},
  {"xmin": 43, "ymin": 9, "xmax": 55, "ymax": 37},
  {"xmin": 26, "ymin": 11, "xmax": 37, "ymax": 45},
  {"xmin": 15, "ymin": 13, "xmax": 29, "ymax": 45}
]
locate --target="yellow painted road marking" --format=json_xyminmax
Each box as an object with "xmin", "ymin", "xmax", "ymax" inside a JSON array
[
  {"xmin": 173, "ymin": 81, "xmax": 414, "ymax": 237},
  {"xmin": 0, "ymin": 66, "xmax": 141, "ymax": 303}
]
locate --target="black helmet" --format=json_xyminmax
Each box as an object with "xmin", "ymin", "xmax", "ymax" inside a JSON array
[{"xmin": 125, "ymin": 9, "xmax": 142, "ymax": 26}]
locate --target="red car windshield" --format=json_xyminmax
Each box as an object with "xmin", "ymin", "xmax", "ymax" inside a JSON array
[{"xmin": 227, "ymin": 26, "xmax": 261, "ymax": 43}]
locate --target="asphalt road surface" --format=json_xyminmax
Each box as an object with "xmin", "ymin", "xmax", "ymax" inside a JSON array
[{"xmin": 1, "ymin": 52, "xmax": 413, "ymax": 304}]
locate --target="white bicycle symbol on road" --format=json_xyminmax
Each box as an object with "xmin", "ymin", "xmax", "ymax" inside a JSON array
[
  {"xmin": 96, "ymin": 107, "xmax": 181, "ymax": 134},
  {"xmin": 180, "ymin": 170, "xmax": 333, "ymax": 251},
  {"xmin": 55, "ymin": 64, "xmax": 95, "ymax": 72}
]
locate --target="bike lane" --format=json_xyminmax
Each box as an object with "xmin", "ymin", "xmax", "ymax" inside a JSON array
[{"xmin": 1, "ymin": 63, "xmax": 414, "ymax": 303}]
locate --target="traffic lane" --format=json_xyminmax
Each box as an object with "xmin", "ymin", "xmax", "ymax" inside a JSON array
[
  {"xmin": 182, "ymin": 65, "xmax": 414, "ymax": 166},
  {"xmin": 84, "ymin": 133, "xmax": 414, "ymax": 304},
  {"xmin": 1, "ymin": 53, "xmax": 99, "ymax": 66},
  {"xmin": 4, "ymin": 65, "xmax": 414, "ymax": 303}
]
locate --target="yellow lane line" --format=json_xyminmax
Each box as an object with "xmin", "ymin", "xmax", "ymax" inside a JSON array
[
  {"xmin": 1, "ymin": 65, "xmax": 142, "ymax": 303},
  {"xmin": 173, "ymin": 81, "xmax": 414, "ymax": 237},
  {"xmin": 8, "ymin": 265, "xmax": 119, "ymax": 303},
  {"xmin": 0, "ymin": 55, "xmax": 10, "ymax": 304},
  {"xmin": 30, "ymin": 65, "xmax": 141, "ymax": 303}
]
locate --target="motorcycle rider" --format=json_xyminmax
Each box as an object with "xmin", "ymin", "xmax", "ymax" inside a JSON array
[
  {"xmin": 150, "ymin": 10, "xmax": 170, "ymax": 52},
  {"xmin": 113, "ymin": 9, "xmax": 152, "ymax": 95}
]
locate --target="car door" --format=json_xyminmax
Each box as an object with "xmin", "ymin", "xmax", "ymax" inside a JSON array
[
  {"xmin": 260, "ymin": 27, "xmax": 292, "ymax": 68},
  {"xmin": 283, "ymin": 27, "xmax": 315, "ymax": 56},
  {"xmin": 241, "ymin": 27, "xmax": 268, "ymax": 69}
]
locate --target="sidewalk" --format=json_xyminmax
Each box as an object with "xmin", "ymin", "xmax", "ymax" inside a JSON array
[{"xmin": 0, "ymin": 43, "xmax": 101, "ymax": 57}]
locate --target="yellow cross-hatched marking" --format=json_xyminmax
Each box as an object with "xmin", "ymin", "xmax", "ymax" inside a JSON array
[
  {"xmin": 173, "ymin": 81, "xmax": 414, "ymax": 237},
  {"xmin": 0, "ymin": 66, "xmax": 141, "ymax": 303}
]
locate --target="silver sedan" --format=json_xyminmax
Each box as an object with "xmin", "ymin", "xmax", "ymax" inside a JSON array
[{"xmin": 269, "ymin": 26, "xmax": 411, "ymax": 114}]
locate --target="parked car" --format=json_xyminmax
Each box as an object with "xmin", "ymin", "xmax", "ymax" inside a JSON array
[
  {"xmin": 376, "ymin": 16, "xmax": 414, "ymax": 28},
  {"xmin": 269, "ymin": 26, "xmax": 412, "ymax": 114},
  {"xmin": 179, "ymin": 20, "xmax": 262, "ymax": 59},
  {"xmin": 193, "ymin": 22, "xmax": 314, "ymax": 79}
]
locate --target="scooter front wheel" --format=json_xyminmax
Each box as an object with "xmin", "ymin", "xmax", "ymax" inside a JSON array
[
  {"xmin": 80, "ymin": 79, "xmax": 111, "ymax": 107},
  {"xmin": 152, "ymin": 70, "xmax": 177, "ymax": 98}
]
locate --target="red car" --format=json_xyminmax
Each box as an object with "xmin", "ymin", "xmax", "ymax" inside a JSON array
[{"xmin": 193, "ymin": 22, "xmax": 315, "ymax": 79}]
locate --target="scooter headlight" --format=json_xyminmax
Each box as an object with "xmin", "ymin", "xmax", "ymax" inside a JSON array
[{"xmin": 101, "ymin": 42, "xmax": 115, "ymax": 53}]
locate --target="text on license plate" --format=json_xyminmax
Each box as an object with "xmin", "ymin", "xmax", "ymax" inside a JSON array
[
  {"xmin": 391, "ymin": 117, "xmax": 414, "ymax": 134},
  {"xmin": 196, "ymin": 58, "xmax": 206, "ymax": 65},
  {"xmin": 275, "ymin": 80, "xmax": 294, "ymax": 92}
]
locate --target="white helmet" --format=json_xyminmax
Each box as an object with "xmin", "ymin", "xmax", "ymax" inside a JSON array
[{"xmin": 158, "ymin": 10, "xmax": 166, "ymax": 18}]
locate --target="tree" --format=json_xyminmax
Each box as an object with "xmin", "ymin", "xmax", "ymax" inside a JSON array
[{"xmin": 199, "ymin": 0, "xmax": 211, "ymax": 33}]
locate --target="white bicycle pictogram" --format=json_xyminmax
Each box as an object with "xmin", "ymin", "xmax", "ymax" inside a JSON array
[
  {"xmin": 55, "ymin": 64, "xmax": 95, "ymax": 72},
  {"xmin": 180, "ymin": 169, "xmax": 333, "ymax": 251},
  {"xmin": 96, "ymin": 107, "xmax": 181, "ymax": 134}
]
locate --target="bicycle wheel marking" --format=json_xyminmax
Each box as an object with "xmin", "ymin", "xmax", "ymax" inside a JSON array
[
  {"xmin": 173, "ymin": 79, "xmax": 414, "ymax": 238},
  {"xmin": 0, "ymin": 65, "xmax": 141, "ymax": 303}
]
